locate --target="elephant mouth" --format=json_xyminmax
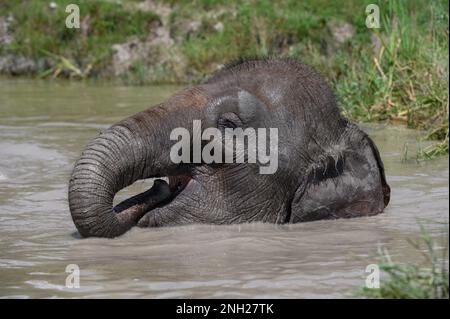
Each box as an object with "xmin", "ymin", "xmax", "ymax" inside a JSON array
[{"xmin": 112, "ymin": 174, "xmax": 192, "ymax": 223}]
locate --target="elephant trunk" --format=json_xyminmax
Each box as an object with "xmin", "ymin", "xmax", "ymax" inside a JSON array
[{"xmin": 68, "ymin": 109, "xmax": 174, "ymax": 238}]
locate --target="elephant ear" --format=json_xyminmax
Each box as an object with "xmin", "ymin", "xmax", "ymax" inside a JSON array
[{"xmin": 289, "ymin": 130, "xmax": 390, "ymax": 223}]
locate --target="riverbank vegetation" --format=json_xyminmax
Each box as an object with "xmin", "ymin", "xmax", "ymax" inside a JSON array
[
  {"xmin": 0, "ymin": 0, "xmax": 448, "ymax": 156},
  {"xmin": 358, "ymin": 224, "xmax": 449, "ymax": 299}
]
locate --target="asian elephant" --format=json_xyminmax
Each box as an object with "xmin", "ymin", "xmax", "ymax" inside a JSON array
[{"xmin": 68, "ymin": 58, "xmax": 390, "ymax": 238}]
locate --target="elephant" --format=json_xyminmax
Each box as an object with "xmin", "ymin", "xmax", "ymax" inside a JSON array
[{"xmin": 68, "ymin": 58, "xmax": 390, "ymax": 238}]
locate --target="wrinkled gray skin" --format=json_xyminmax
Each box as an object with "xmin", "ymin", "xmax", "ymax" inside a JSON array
[{"xmin": 69, "ymin": 58, "xmax": 390, "ymax": 238}]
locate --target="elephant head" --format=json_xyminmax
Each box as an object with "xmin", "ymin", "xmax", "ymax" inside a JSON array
[{"xmin": 68, "ymin": 58, "xmax": 390, "ymax": 238}]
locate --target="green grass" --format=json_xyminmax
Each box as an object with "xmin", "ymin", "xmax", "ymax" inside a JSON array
[
  {"xmin": 358, "ymin": 224, "xmax": 449, "ymax": 299},
  {"xmin": 0, "ymin": 0, "xmax": 448, "ymax": 155},
  {"xmin": 0, "ymin": 0, "xmax": 160, "ymax": 77}
]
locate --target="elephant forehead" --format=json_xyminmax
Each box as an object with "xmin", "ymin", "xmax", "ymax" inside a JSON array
[{"xmin": 167, "ymin": 87, "xmax": 209, "ymax": 109}]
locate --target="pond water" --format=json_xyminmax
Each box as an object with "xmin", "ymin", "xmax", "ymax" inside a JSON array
[{"xmin": 0, "ymin": 78, "xmax": 448, "ymax": 298}]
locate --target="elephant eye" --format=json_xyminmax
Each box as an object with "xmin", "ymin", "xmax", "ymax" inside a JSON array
[
  {"xmin": 218, "ymin": 118, "xmax": 237, "ymax": 129},
  {"xmin": 217, "ymin": 112, "xmax": 242, "ymax": 129}
]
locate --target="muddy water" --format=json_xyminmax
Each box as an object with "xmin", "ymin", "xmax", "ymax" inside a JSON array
[{"xmin": 0, "ymin": 78, "xmax": 448, "ymax": 298}]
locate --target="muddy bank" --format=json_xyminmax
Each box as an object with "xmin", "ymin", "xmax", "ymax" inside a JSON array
[{"xmin": 0, "ymin": 1, "xmax": 365, "ymax": 82}]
